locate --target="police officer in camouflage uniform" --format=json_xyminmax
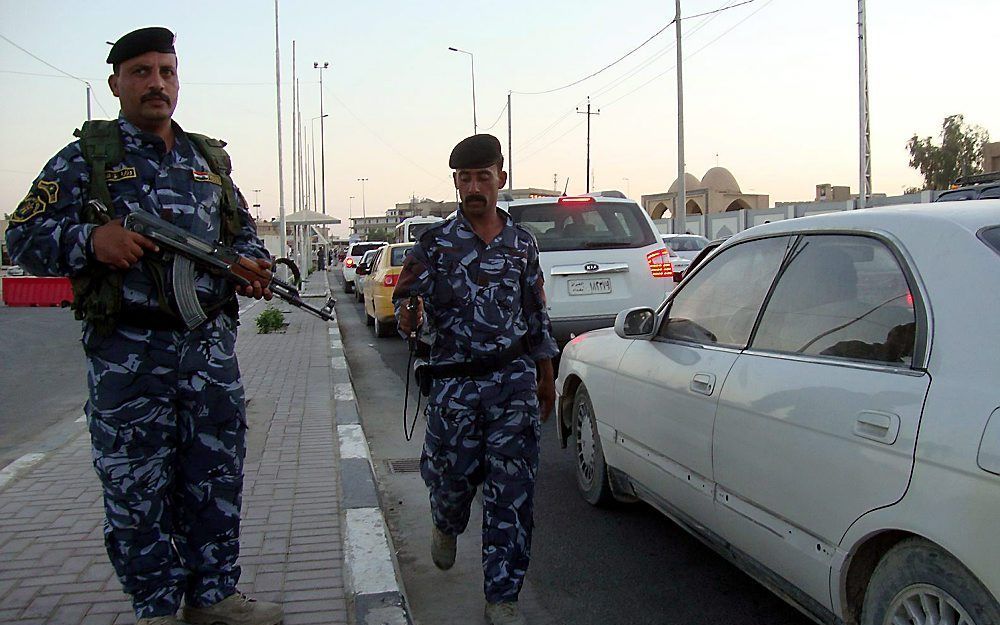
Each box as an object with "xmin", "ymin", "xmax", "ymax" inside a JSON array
[
  {"xmin": 393, "ymin": 134, "xmax": 558, "ymax": 625},
  {"xmin": 5, "ymin": 27, "xmax": 281, "ymax": 625}
]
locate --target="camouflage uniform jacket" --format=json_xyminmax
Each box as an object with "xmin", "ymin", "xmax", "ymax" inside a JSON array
[
  {"xmin": 393, "ymin": 207, "xmax": 558, "ymax": 400},
  {"xmin": 5, "ymin": 115, "xmax": 268, "ymax": 314}
]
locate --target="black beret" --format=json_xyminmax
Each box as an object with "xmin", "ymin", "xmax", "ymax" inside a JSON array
[
  {"xmin": 106, "ymin": 27, "xmax": 175, "ymax": 66},
  {"xmin": 449, "ymin": 134, "xmax": 503, "ymax": 170}
]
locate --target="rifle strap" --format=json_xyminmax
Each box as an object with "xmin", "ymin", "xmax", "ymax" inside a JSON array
[{"xmin": 187, "ymin": 132, "xmax": 242, "ymax": 243}]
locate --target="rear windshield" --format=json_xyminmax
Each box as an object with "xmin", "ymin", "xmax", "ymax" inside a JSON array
[
  {"xmin": 407, "ymin": 222, "xmax": 437, "ymax": 241},
  {"xmin": 350, "ymin": 243, "xmax": 383, "ymax": 257},
  {"xmin": 979, "ymin": 226, "xmax": 1000, "ymax": 256},
  {"xmin": 390, "ymin": 245, "xmax": 413, "ymax": 266},
  {"xmin": 935, "ymin": 189, "xmax": 978, "ymax": 202},
  {"xmin": 662, "ymin": 236, "xmax": 709, "ymax": 252},
  {"xmin": 508, "ymin": 201, "xmax": 657, "ymax": 252}
]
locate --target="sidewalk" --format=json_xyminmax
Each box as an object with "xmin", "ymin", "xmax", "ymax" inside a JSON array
[{"xmin": 0, "ymin": 271, "xmax": 410, "ymax": 625}]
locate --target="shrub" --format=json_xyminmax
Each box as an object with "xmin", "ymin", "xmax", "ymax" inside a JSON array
[{"xmin": 256, "ymin": 306, "xmax": 286, "ymax": 334}]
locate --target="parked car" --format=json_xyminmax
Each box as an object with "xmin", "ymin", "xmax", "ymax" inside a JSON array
[
  {"xmin": 363, "ymin": 242, "xmax": 413, "ymax": 337},
  {"xmin": 507, "ymin": 192, "xmax": 672, "ymax": 345},
  {"xmin": 934, "ymin": 171, "xmax": 1000, "ymax": 202},
  {"xmin": 660, "ymin": 234, "xmax": 710, "ymax": 281},
  {"xmin": 353, "ymin": 248, "xmax": 381, "ymax": 303},
  {"xmin": 556, "ymin": 201, "xmax": 1000, "ymax": 625},
  {"xmin": 341, "ymin": 241, "xmax": 387, "ymax": 293}
]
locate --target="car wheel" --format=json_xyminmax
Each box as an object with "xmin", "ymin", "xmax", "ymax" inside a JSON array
[
  {"xmin": 572, "ymin": 385, "xmax": 614, "ymax": 506},
  {"xmin": 344, "ymin": 280, "xmax": 353, "ymax": 294},
  {"xmin": 355, "ymin": 288, "xmax": 364, "ymax": 303},
  {"xmin": 861, "ymin": 538, "xmax": 1000, "ymax": 625},
  {"xmin": 374, "ymin": 315, "xmax": 394, "ymax": 338},
  {"xmin": 365, "ymin": 310, "xmax": 374, "ymax": 327}
]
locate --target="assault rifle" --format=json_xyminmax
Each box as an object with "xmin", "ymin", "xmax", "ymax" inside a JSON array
[{"xmin": 115, "ymin": 205, "xmax": 335, "ymax": 328}]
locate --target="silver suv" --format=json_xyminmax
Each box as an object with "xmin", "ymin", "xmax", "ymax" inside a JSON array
[{"xmin": 508, "ymin": 193, "xmax": 672, "ymax": 345}]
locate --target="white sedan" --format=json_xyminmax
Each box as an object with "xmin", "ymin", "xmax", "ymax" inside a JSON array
[{"xmin": 556, "ymin": 201, "xmax": 1000, "ymax": 625}]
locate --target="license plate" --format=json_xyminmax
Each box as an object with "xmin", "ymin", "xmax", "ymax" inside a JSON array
[{"xmin": 568, "ymin": 278, "xmax": 612, "ymax": 296}]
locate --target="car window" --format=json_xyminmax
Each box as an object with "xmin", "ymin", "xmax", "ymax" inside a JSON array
[
  {"xmin": 390, "ymin": 245, "xmax": 413, "ymax": 266},
  {"xmin": 351, "ymin": 243, "xmax": 383, "ymax": 257},
  {"xmin": 509, "ymin": 201, "xmax": 657, "ymax": 252},
  {"xmin": 980, "ymin": 186, "xmax": 1000, "ymax": 199},
  {"xmin": 978, "ymin": 225, "xmax": 1000, "ymax": 256},
  {"xmin": 663, "ymin": 236, "xmax": 708, "ymax": 252},
  {"xmin": 752, "ymin": 235, "xmax": 916, "ymax": 366},
  {"xmin": 659, "ymin": 236, "xmax": 792, "ymax": 348}
]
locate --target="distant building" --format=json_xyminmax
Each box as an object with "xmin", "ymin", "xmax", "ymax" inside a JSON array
[
  {"xmin": 641, "ymin": 167, "xmax": 769, "ymax": 219},
  {"xmin": 983, "ymin": 141, "xmax": 1000, "ymax": 173}
]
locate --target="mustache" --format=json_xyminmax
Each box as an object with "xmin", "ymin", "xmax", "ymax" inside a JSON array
[
  {"xmin": 141, "ymin": 92, "xmax": 171, "ymax": 104},
  {"xmin": 465, "ymin": 194, "xmax": 487, "ymax": 204}
]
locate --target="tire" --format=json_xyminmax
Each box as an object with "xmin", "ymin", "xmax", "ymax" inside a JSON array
[
  {"xmin": 374, "ymin": 315, "xmax": 394, "ymax": 338},
  {"xmin": 355, "ymin": 287, "xmax": 364, "ymax": 303},
  {"xmin": 861, "ymin": 538, "xmax": 1000, "ymax": 625},
  {"xmin": 365, "ymin": 310, "xmax": 374, "ymax": 327},
  {"xmin": 344, "ymin": 280, "xmax": 353, "ymax": 294},
  {"xmin": 571, "ymin": 385, "xmax": 614, "ymax": 506}
]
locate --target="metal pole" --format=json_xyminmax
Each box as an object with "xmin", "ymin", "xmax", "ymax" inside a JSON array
[
  {"xmin": 291, "ymin": 42, "xmax": 298, "ymax": 213},
  {"xmin": 858, "ymin": 0, "xmax": 871, "ymax": 209},
  {"xmin": 357, "ymin": 178, "xmax": 368, "ymax": 218},
  {"xmin": 576, "ymin": 97, "xmax": 600, "ymax": 193},
  {"xmin": 674, "ymin": 0, "xmax": 686, "ymax": 234},
  {"xmin": 86, "ymin": 83, "xmax": 92, "ymax": 121},
  {"xmin": 274, "ymin": 0, "xmax": 287, "ymax": 264},
  {"xmin": 471, "ymin": 54, "xmax": 477, "ymax": 133},
  {"xmin": 315, "ymin": 62, "xmax": 329, "ymax": 214},
  {"xmin": 507, "ymin": 91, "xmax": 513, "ymax": 191}
]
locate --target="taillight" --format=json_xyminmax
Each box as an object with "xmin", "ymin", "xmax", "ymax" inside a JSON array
[
  {"xmin": 646, "ymin": 248, "xmax": 673, "ymax": 278},
  {"xmin": 557, "ymin": 196, "xmax": 596, "ymax": 205},
  {"xmin": 345, "ymin": 257, "xmax": 356, "ymax": 268},
  {"xmin": 905, "ymin": 292, "xmax": 914, "ymax": 307},
  {"xmin": 383, "ymin": 274, "xmax": 398, "ymax": 287}
]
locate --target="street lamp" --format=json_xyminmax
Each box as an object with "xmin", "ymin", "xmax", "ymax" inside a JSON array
[
  {"xmin": 357, "ymin": 178, "xmax": 368, "ymax": 218},
  {"xmin": 348, "ymin": 195, "xmax": 355, "ymax": 218},
  {"xmin": 313, "ymin": 61, "xmax": 329, "ymax": 214},
  {"xmin": 252, "ymin": 188, "xmax": 262, "ymax": 221},
  {"xmin": 310, "ymin": 114, "xmax": 328, "ymax": 214},
  {"xmin": 448, "ymin": 47, "xmax": 477, "ymax": 134}
]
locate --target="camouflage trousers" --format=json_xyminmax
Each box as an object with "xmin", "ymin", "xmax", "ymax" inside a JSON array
[
  {"xmin": 83, "ymin": 315, "xmax": 246, "ymax": 619},
  {"xmin": 421, "ymin": 400, "xmax": 540, "ymax": 603}
]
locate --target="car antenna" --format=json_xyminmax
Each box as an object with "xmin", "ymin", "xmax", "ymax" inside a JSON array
[{"xmin": 562, "ymin": 177, "xmax": 570, "ymax": 196}]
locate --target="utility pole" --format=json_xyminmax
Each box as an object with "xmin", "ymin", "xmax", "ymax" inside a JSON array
[
  {"xmin": 674, "ymin": 0, "xmax": 687, "ymax": 234},
  {"xmin": 858, "ymin": 0, "xmax": 871, "ymax": 209},
  {"xmin": 576, "ymin": 96, "xmax": 600, "ymax": 193},
  {"xmin": 314, "ymin": 61, "xmax": 330, "ymax": 214},
  {"xmin": 553, "ymin": 174, "xmax": 557, "ymax": 192}
]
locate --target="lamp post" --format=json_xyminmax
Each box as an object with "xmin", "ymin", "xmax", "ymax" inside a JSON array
[
  {"xmin": 357, "ymin": 178, "xmax": 368, "ymax": 218},
  {"xmin": 252, "ymin": 188, "xmax": 262, "ymax": 221},
  {"xmin": 310, "ymin": 114, "xmax": 327, "ymax": 214},
  {"xmin": 313, "ymin": 61, "xmax": 329, "ymax": 214},
  {"xmin": 448, "ymin": 47, "xmax": 477, "ymax": 134}
]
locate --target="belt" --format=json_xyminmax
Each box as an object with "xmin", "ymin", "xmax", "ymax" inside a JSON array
[{"xmin": 422, "ymin": 340, "xmax": 528, "ymax": 380}]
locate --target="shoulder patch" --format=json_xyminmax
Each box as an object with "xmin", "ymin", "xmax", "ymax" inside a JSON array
[
  {"xmin": 105, "ymin": 166, "xmax": 137, "ymax": 183},
  {"xmin": 192, "ymin": 170, "xmax": 222, "ymax": 185},
  {"xmin": 36, "ymin": 180, "xmax": 59, "ymax": 204},
  {"xmin": 10, "ymin": 195, "xmax": 46, "ymax": 224}
]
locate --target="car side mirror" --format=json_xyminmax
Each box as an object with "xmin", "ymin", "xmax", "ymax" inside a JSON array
[
  {"xmin": 356, "ymin": 265, "xmax": 369, "ymax": 276},
  {"xmin": 614, "ymin": 307, "xmax": 657, "ymax": 340}
]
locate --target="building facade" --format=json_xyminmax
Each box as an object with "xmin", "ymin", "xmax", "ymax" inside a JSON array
[{"xmin": 641, "ymin": 167, "xmax": 769, "ymax": 219}]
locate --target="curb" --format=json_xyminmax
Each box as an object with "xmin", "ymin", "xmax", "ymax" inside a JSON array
[{"xmin": 326, "ymin": 281, "xmax": 414, "ymax": 625}]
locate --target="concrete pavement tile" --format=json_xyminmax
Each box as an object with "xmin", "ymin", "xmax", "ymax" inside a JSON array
[
  {"xmin": 22, "ymin": 591, "xmax": 61, "ymax": 618},
  {"xmin": 21, "ymin": 574, "xmax": 86, "ymax": 588},
  {"xmin": 283, "ymin": 599, "xmax": 345, "ymax": 615},
  {"xmin": 250, "ymin": 571, "xmax": 283, "ymax": 592},
  {"xmin": 0, "ymin": 582, "xmax": 39, "ymax": 609},
  {"xmin": 44, "ymin": 602, "xmax": 91, "ymax": 625}
]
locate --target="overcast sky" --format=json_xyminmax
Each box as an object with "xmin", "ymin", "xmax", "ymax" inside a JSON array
[{"xmin": 2, "ymin": 0, "xmax": 997, "ymax": 236}]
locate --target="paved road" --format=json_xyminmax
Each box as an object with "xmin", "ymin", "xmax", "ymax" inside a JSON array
[
  {"xmin": 333, "ymin": 274, "xmax": 813, "ymax": 625},
  {"xmin": 0, "ymin": 305, "xmax": 88, "ymax": 469}
]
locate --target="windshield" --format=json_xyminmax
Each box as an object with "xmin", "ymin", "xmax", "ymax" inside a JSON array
[
  {"xmin": 508, "ymin": 201, "xmax": 657, "ymax": 252},
  {"xmin": 662, "ymin": 236, "xmax": 709, "ymax": 252},
  {"xmin": 407, "ymin": 223, "xmax": 437, "ymax": 241}
]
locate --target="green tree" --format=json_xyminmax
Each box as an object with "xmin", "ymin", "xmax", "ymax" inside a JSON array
[{"xmin": 907, "ymin": 115, "xmax": 990, "ymax": 190}]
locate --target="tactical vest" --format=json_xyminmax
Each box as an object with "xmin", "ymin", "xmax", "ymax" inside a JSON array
[{"xmin": 69, "ymin": 119, "xmax": 243, "ymax": 334}]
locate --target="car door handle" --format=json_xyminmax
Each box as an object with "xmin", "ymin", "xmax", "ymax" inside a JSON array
[
  {"xmin": 853, "ymin": 411, "xmax": 900, "ymax": 445},
  {"xmin": 690, "ymin": 373, "xmax": 716, "ymax": 396}
]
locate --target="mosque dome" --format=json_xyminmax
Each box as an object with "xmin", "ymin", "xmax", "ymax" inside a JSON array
[
  {"xmin": 701, "ymin": 167, "xmax": 741, "ymax": 193},
  {"xmin": 668, "ymin": 172, "xmax": 702, "ymax": 194}
]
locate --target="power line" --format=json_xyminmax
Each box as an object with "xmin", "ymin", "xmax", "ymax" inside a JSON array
[
  {"xmin": 0, "ymin": 33, "xmax": 113, "ymax": 117},
  {"xmin": 480, "ymin": 100, "xmax": 509, "ymax": 132},
  {"xmin": 511, "ymin": 0, "xmax": 756, "ymax": 96}
]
